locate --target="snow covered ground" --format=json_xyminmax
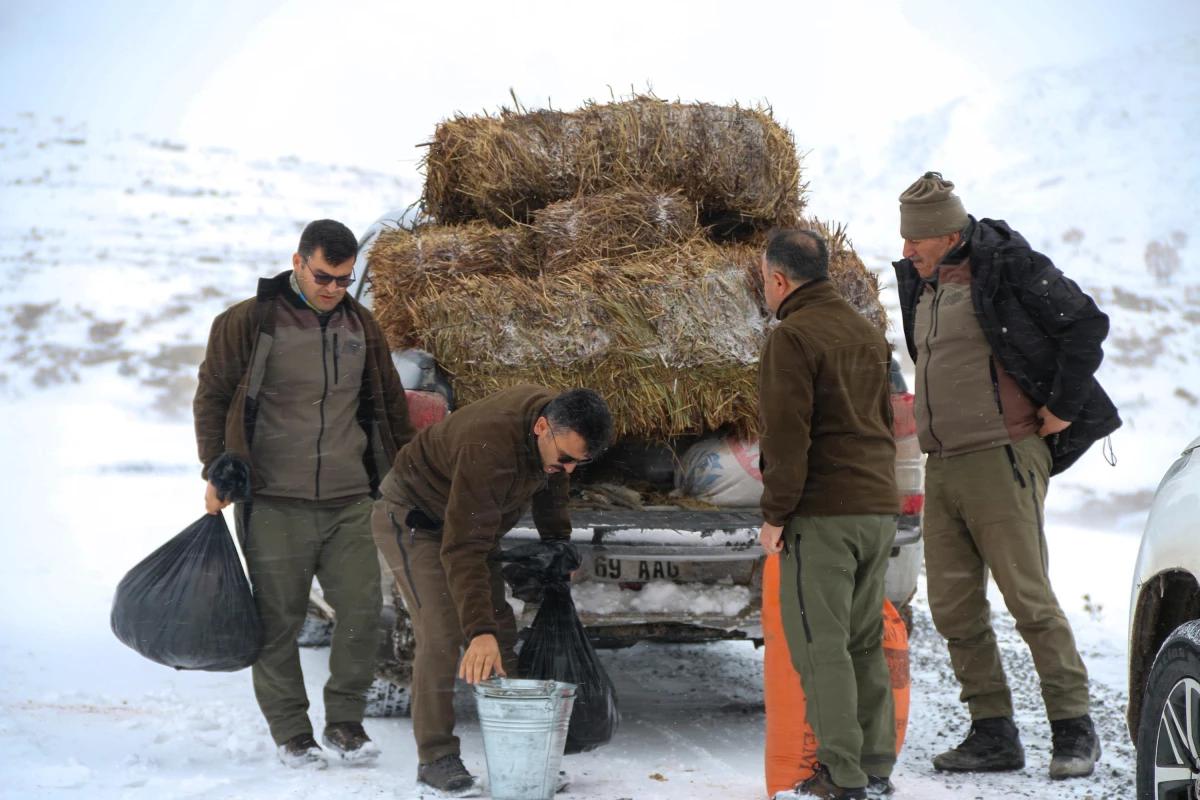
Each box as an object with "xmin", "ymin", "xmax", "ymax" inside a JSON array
[{"xmin": 2, "ymin": 36, "xmax": 1196, "ymax": 800}]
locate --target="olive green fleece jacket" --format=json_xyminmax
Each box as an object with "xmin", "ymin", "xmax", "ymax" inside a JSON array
[
  {"xmin": 758, "ymin": 279, "xmax": 900, "ymax": 526},
  {"xmin": 194, "ymin": 271, "xmax": 415, "ymax": 495}
]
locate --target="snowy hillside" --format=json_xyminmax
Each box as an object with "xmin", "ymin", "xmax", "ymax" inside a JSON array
[
  {"xmin": 0, "ymin": 113, "xmax": 412, "ymax": 418},
  {"xmin": 805, "ymin": 36, "xmax": 1200, "ymax": 527}
]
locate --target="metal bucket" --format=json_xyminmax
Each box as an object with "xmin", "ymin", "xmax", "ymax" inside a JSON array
[{"xmin": 474, "ymin": 678, "xmax": 577, "ymax": 800}]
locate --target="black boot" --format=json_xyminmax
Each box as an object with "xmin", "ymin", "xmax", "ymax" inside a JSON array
[
  {"xmin": 416, "ymin": 754, "xmax": 481, "ymax": 798},
  {"xmin": 932, "ymin": 716, "xmax": 1025, "ymax": 772},
  {"xmin": 865, "ymin": 775, "xmax": 895, "ymax": 798},
  {"xmin": 1049, "ymin": 715, "xmax": 1101, "ymax": 779}
]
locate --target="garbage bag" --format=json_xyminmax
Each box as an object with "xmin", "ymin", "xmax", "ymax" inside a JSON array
[
  {"xmin": 499, "ymin": 541, "xmax": 620, "ymax": 754},
  {"xmin": 111, "ymin": 511, "xmax": 262, "ymax": 671}
]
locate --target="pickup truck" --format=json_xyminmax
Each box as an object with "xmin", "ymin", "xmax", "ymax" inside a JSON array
[{"xmin": 311, "ymin": 212, "xmax": 926, "ymax": 716}]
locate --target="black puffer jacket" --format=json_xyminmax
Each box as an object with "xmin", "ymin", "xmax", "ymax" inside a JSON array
[{"xmin": 894, "ymin": 217, "xmax": 1121, "ymax": 476}]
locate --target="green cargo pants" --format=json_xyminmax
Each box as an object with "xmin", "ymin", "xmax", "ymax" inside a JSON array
[
  {"xmin": 779, "ymin": 514, "xmax": 897, "ymax": 790},
  {"xmin": 924, "ymin": 434, "xmax": 1091, "ymax": 721},
  {"xmin": 236, "ymin": 495, "xmax": 382, "ymax": 745}
]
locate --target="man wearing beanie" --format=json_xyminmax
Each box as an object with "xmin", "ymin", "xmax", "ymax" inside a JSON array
[{"xmin": 893, "ymin": 173, "xmax": 1120, "ymax": 781}]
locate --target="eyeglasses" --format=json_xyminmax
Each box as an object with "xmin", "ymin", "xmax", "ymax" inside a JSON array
[
  {"xmin": 303, "ymin": 257, "xmax": 356, "ymax": 288},
  {"xmin": 548, "ymin": 431, "xmax": 591, "ymax": 466}
]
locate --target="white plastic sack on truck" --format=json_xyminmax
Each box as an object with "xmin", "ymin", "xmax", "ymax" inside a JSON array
[{"xmin": 674, "ymin": 435, "xmax": 763, "ymax": 507}]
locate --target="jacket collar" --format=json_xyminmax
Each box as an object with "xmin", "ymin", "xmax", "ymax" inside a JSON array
[{"xmin": 775, "ymin": 276, "xmax": 834, "ymax": 321}]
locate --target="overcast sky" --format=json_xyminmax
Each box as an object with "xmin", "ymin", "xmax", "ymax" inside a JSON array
[{"xmin": 2, "ymin": 0, "xmax": 1197, "ymax": 184}]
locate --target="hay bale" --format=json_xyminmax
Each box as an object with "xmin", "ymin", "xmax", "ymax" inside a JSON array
[
  {"xmin": 533, "ymin": 189, "xmax": 701, "ymax": 272},
  {"xmin": 368, "ymin": 220, "xmax": 885, "ymax": 440},
  {"xmin": 809, "ymin": 218, "xmax": 888, "ymax": 333},
  {"xmin": 420, "ymin": 96, "xmax": 804, "ymax": 231}
]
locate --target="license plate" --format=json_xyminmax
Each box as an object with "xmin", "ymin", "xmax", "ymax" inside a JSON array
[{"xmin": 591, "ymin": 557, "xmax": 685, "ymax": 582}]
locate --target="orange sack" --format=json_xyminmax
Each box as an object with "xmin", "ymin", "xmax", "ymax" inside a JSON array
[{"xmin": 762, "ymin": 554, "xmax": 910, "ymax": 798}]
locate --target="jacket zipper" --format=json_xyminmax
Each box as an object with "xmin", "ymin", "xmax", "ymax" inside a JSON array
[
  {"xmin": 922, "ymin": 288, "xmax": 945, "ymax": 456},
  {"xmin": 333, "ymin": 332, "xmax": 339, "ymax": 385},
  {"xmin": 789, "ymin": 537, "xmax": 814, "ymax": 644},
  {"xmin": 315, "ymin": 319, "xmax": 329, "ymax": 499},
  {"xmin": 989, "ymin": 356, "xmax": 1005, "ymax": 415},
  {"xmin": 1004, "ymin": 444, "xmax": 1026, "ymax": 487},
  {"xmin": 390, "ymin": 512, "xmax": 422, "ymax": 609}
]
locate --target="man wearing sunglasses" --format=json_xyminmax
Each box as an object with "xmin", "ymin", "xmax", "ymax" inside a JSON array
[
  {"xmin": 371, "ymin": 385, "xmax": 613, "ymax": 797},
  {"xmin": 194, "ymin": 219, "xmax": 415, "ymax": 769}
]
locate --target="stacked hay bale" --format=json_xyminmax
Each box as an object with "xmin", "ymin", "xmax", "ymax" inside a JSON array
[{"xmin": 369, "ymin": 96, "xmax": 885, "ymax": 440}]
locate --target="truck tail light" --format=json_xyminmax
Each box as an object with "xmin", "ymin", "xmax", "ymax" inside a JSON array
[
  {"xmin": 891, "ymin": 391, "xmax": 924, "ymax": 519},
  {"xmin": 406, "ymin": 390, "xmax": 449, "ymax": 430}
]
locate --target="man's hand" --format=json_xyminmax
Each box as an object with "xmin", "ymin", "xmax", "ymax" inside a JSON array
[
  {"xmin": 1036, "ymin": 406, "xmax": 1072, "ymax": 438},
  {"xmin": 204, "ymin": 481, "xmax": 232, "ymax": 515},
  {"xmin": 759, "ymin": 522, "xmax": 785, "ymax": 555},
  {"xmin": 459, "ymin": 633, "xmax": 506, "ymax": 685}
]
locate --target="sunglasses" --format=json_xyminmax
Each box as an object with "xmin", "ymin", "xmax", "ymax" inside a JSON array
[
  {"xmin": 549, "ymin": 432, "xmax": 591, "ymax": 466},
  {"xmin": 303, "ymin": 257, "xmax": 356, "ymax": 288}
]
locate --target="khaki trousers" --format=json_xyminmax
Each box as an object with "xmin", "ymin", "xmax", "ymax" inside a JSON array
[
  {"xmin": 371, "ymin": 497, "xmax": 519, "ymax": 764},
  {"xmin": 237, "ymin": 496, "xmax": 382, "ymax": 745},
  {"xmin": 779, "ymin": 514, "xmax": 898, "ymax": 789},
  {"xmin": 924, "ymin": 435, "xmax": 1091, "ymax": 721}
]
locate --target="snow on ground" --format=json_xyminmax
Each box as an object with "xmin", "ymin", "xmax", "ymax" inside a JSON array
[
  {"xmin": 3, "ymin": 37, "xmax": 1194, "ymax": 800},
  {"xmin": 0, "ymin": 397, "xmax": 1141, "ymax": 799}
]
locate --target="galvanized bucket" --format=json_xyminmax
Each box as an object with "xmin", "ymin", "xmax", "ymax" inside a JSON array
[{"xmin": 474, "ymin": 678, "xmax": 577, "ymax": 800}]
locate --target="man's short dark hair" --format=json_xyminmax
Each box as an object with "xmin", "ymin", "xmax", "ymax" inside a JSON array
[
  {"xmin": 542, "ymin": 388, "xmax": 614, "ymax": 459},
  {"xmin": 765, "ymin": 228, "xmax": 830, "ymax": 284},
  {"xmin": 298, "ymin": 219, "xmax": 358, "ymax": 265}
]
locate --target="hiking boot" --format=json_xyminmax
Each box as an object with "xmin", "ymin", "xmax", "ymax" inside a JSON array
[
  {"xmin": 416, "ymin": 753, "xmax": 481, "ymax": 798},
  {"xmin": 932, "ymin": 716, "xmax": 1025, "ymax": 772},
  {"xmin": 1049, "ymin": 714, "xmax": 1102, "ymax": 779},
  {"xmin": 786, "ymin": 764, "xmax": 867, "ymax": 799},
  {"xmin": 277, "ymin": 733, "xmax": 328, "ymax": 770},
  {"xmin": 322, "ymin": 721, "xmax": 380, "ymax": 764},
  {"xmin": 865, "ymin": 775, "xmax": 895, "ymax": 799}
]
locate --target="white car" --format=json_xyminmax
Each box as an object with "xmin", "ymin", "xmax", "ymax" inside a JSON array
[{"xmin": 1127, "ymin": 433, "xmax": 1200, "ymax": 799}]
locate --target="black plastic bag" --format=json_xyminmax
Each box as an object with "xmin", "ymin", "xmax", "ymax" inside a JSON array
[
  {"xmin": 111, "ymin": 465, "xmax": 262, "ymax": 670},
  {"xmin": 499, "ymin": 540, "xmax": 620, "ymax": 754}
]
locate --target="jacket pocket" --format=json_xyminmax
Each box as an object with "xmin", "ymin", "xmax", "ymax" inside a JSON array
[{"xmin": 390, "ymin": 512, "xmax": 422, "ymax": 610}]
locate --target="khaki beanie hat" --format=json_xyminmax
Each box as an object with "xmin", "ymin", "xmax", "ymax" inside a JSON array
[{"xmin": 899, "ymin": 171, "xmax": 968, "ymax": 239}]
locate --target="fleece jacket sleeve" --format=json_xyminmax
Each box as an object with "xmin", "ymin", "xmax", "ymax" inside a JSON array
[
  {"xmin": 531, "ymin": 471, "xmax": 572, "ymax": 541},
  {"xmin": 194, "ymin": 303, "xmax": 254, "ymax": 480},
  {"xmin": 440, "ymin": 445, "xmax": 514, "ymax": 640},
  {"xmin": 757, "ymin": 327, "xmax": 816, "ymax": 527}
]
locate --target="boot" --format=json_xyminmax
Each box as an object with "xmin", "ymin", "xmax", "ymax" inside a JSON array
[
  {"xmin": 932, "ymin": 716, "xmax": 1025, "ymax": 772},
  {"xmin": 277, "ymin": 733, "xmax": 328, "ymax": 770},
  {"xmin": 784, "ymin": 763, "xmax": 867, "ymax": 799},
  {"xmin": 865, "ymin": 775, "xmax": 895, "ymax": 798},
  {"xmin": 1049, "ymin": 715, "xmax": 1101, "ymax": 779},
  {"xmin": 416, "ymin": 753, "xmax": 482, "ymax": 798},
  {"xmin": 322, "ymin": 721, "xmax": 380, "ymax": 764}
]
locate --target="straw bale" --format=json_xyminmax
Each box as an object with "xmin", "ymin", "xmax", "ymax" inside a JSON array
[
  {"xmin": 420, "ymin": 96, "xmax": 804, "ymax": 230},
  {"xmin": 368, "ymin": 221, "xmax": 885, "ymax": 440},
  {"xmin": 533, "ymin": 189, "xmax": 701, "ymax": 272}
]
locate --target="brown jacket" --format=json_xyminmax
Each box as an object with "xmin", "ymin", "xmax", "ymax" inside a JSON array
[
  {"xmin": 758, "ymin": 279, "xmax": 899, "ymax": 526},
  {"xmin": 194, "ymin": 271, "xmax": 415, "ymax": 495},
  {"xmin": 379, "ymin": 385, "xmax": 572, "ymax": 640}
]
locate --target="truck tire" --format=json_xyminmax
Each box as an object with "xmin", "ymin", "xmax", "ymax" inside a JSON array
[
  {"xmin": 365, "ymin": 589, "xmax": 416, "ymax": 718},
  {"xmin": 1135, "ymin": 619, "xmax": 1200, "ymax": 800}
]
